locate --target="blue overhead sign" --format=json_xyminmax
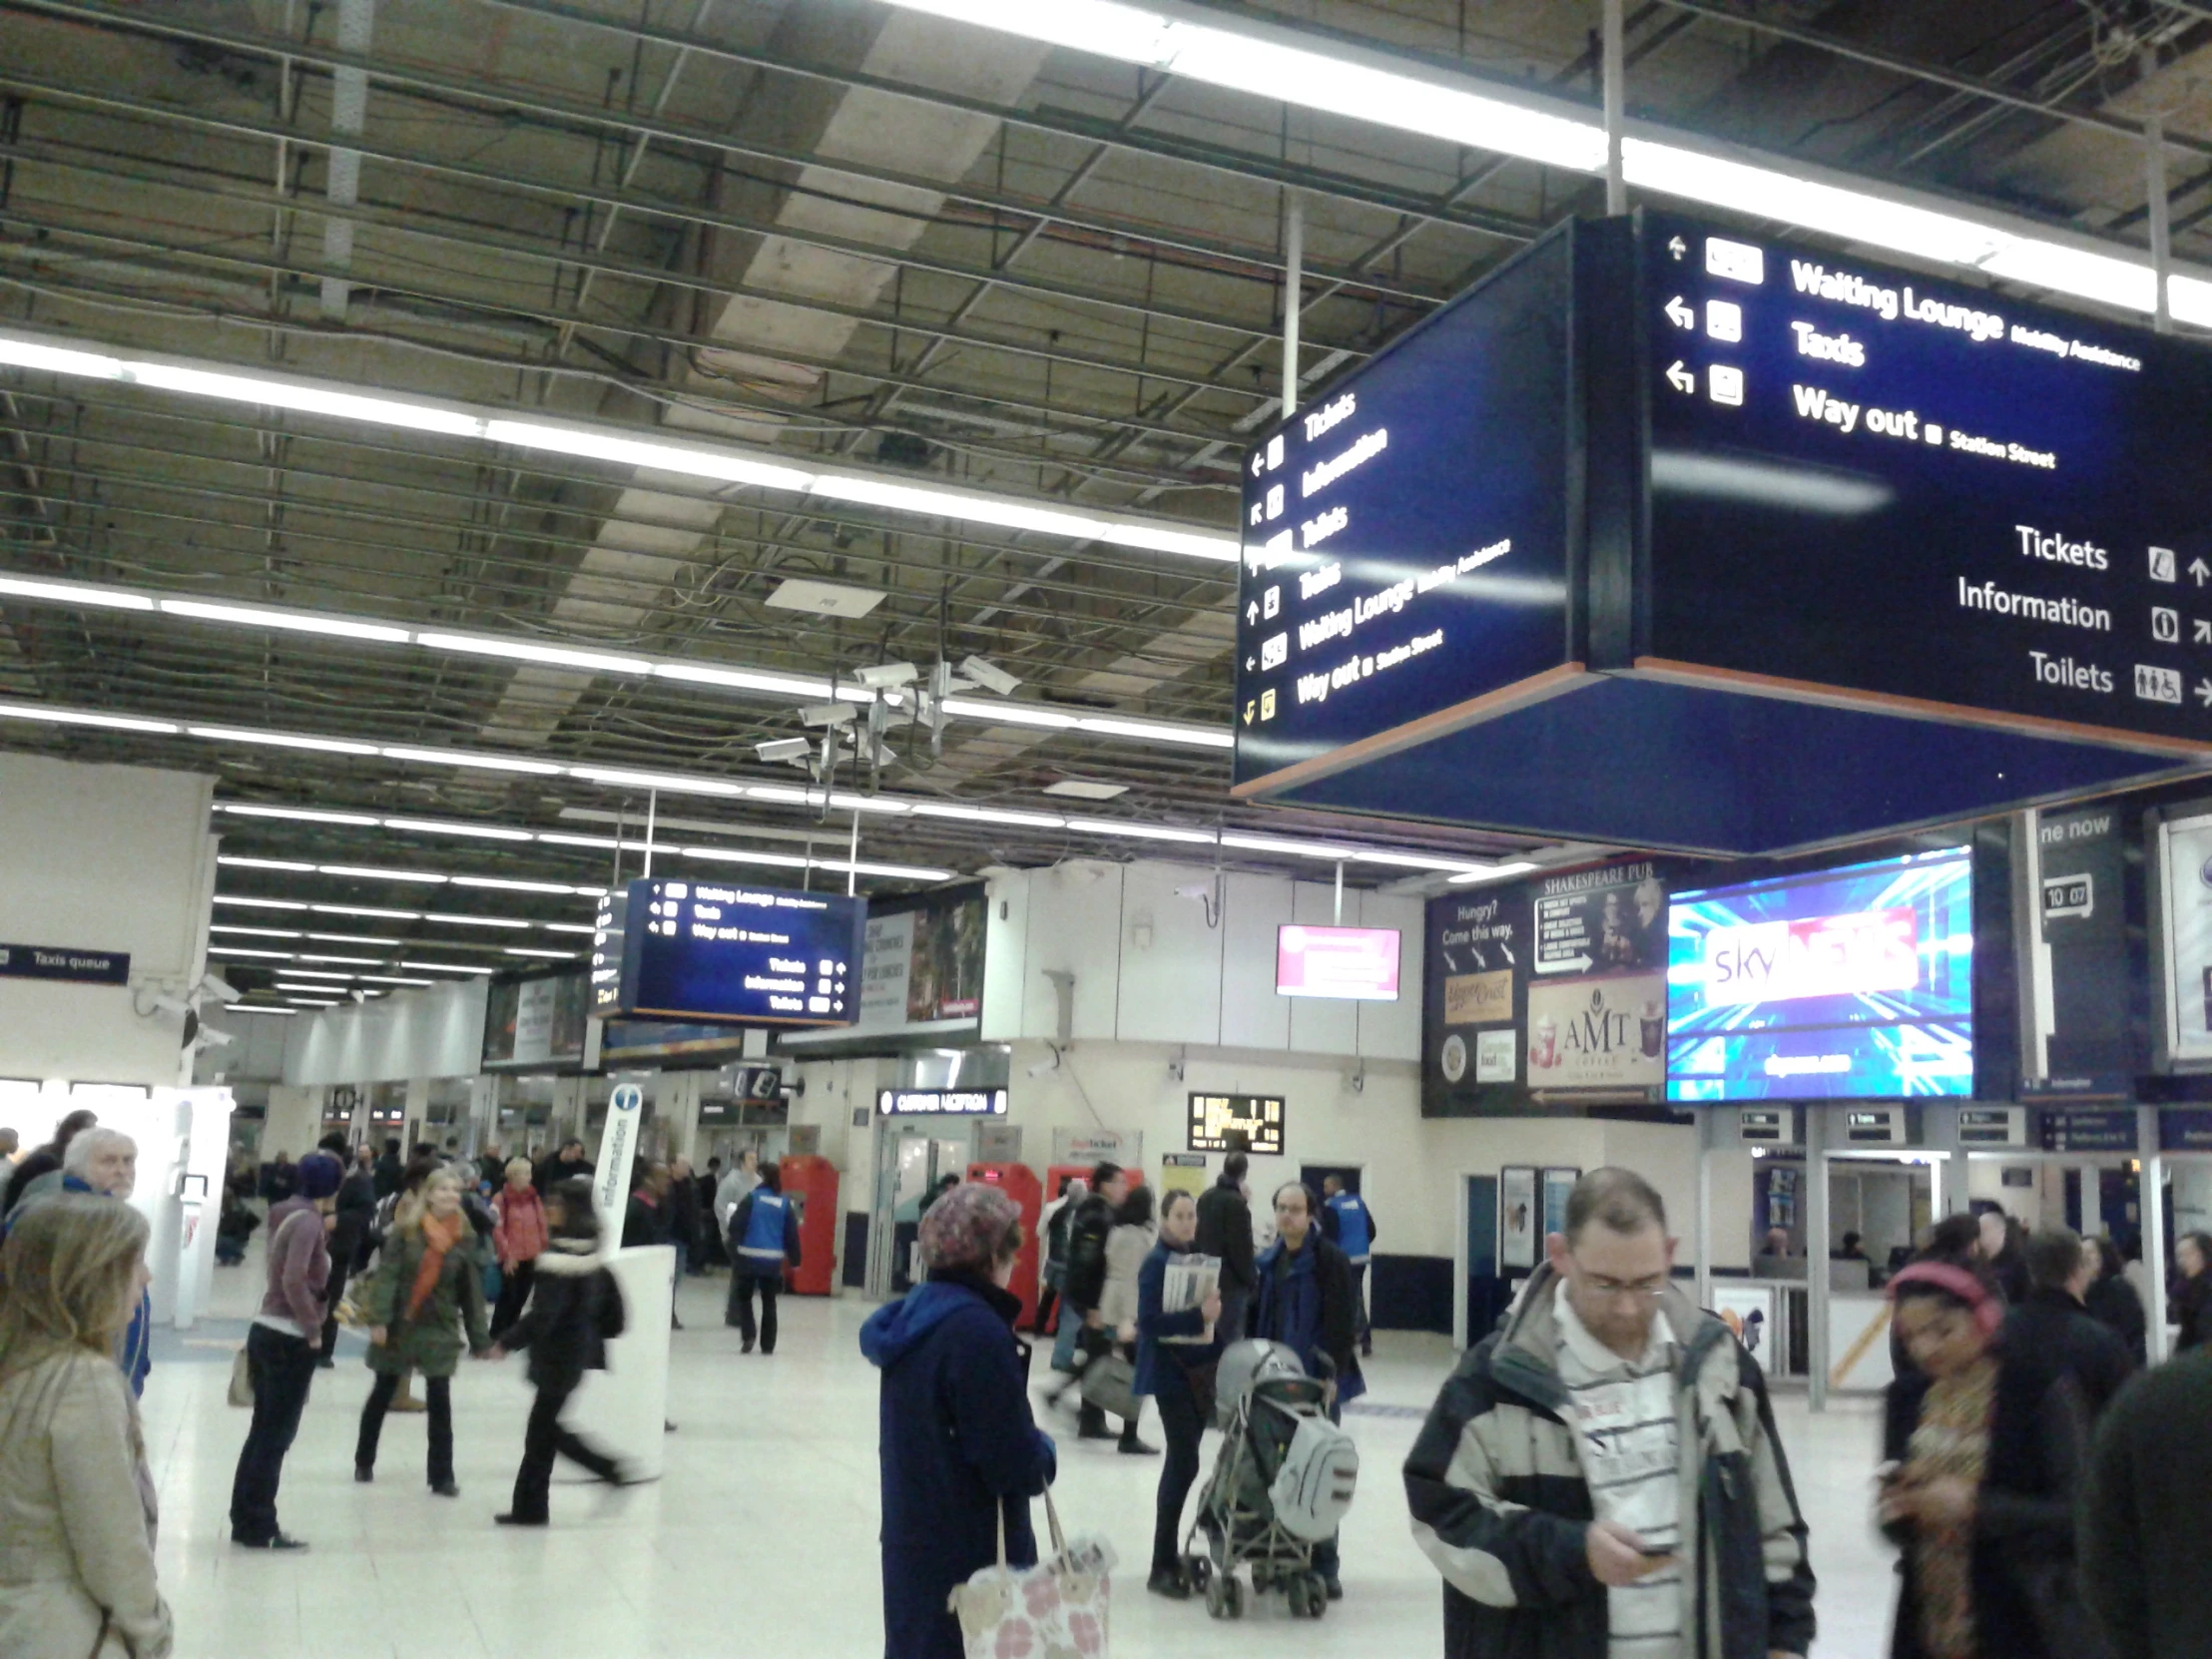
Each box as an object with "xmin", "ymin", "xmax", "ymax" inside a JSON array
[
  {"xmin": 1234, "ymin": 214, "xmax": 2207, "ymax": 855},
  {"xmin": 595, "ymin": 878, "xmax": 862, "ymax": 1028},
  {"xmin": 1642, "ymin": 209, "xmax": 2209, "ymax": 747},
  {"xmin": 1233, "ymin": 228, "xmax": 1577, "ymax": 791},
  {"xmin": 0, "ymin": 942, "xmax": 129, "ymax": 985}
]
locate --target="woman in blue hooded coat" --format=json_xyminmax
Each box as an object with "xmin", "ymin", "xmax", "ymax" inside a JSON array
[{"xmin": 861, "ymin": 1181, "xmax": 1057, "ymax": 1659}]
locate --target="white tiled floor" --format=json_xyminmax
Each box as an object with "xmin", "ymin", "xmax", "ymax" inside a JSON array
[{"xmin": 143, "ymin": 1255, "xmax": 1900, "ymax": 1658}]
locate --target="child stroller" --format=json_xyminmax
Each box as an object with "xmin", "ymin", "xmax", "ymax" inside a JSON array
[{"xmin": 1181, "ymin": 1340, "xmax": 1359, "ymax": 1621}]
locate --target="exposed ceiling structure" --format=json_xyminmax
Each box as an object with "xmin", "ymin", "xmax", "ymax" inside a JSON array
[{"xmin": 2, "ymin": 0, "xmax": 2208, "ymax": 1007}]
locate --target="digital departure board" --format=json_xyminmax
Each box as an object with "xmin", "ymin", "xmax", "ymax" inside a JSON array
[
  {"xmin": 1233, "ymin": 227, "xmax": 1577, "ymax": 789},
  {"xmin": 1644, "ymin": 210, "xmax": 2212, "ymax": 747},
  {"xmin": 1187, "ymin": 1092, "xmax": 1286, "ymax": 1156},
  {"xmin": 595, "ymin": 877, "xmax": 863, "ymax": 1028}
]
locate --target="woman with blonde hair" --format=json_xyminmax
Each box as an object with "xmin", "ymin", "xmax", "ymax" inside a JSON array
[
  {"xmin": 0, "ymin": 1194, "xmax": 172, "ymax": 1658},
  {"xmin": 353, "ymin": 1168, "xmax": 491, "ymax": 1495}
]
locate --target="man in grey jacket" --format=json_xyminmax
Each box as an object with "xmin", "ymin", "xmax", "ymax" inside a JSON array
[{"xmin": 1403, "ymin": 1168, "xmax": 1814, "ymax": 1659}]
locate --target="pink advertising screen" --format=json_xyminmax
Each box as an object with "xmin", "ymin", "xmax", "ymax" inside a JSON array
[{"xmin": 1276, "ymin": 924, "xmax": 1401, "ymax": 1001}]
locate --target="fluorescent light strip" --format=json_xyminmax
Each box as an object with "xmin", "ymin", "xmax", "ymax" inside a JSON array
[
  {"xmin": 46, "ymin": 697, "xmax": 1513, "ymax": 880},
  {"xmin": 217, "ymin": 856, "xmax": 315, "ymax": 871},
  {"xmin": 400, "ymin": 960, "xmax": 494, "ymax": 975},
  {"xmin": 207, "ymin": 946, "xmax": 294, "ymax": 959},
  {"xmin": 361, "ymin": 974, "xmax": 434, "ymax": 986},
  {"xmin": 215, "ymin": 895, "xmax": 308, "ymax": 911},
  {"xmin": 277, "ymin": 968, "xmax": 358, "ymax": 981},
  {"xmin": 504, "ymin": 947, "xmax": 578, "ymax": 959},
  {"xmin": 210, "ymin": 924, "xmax": 301, "ymax": 938},
  {"xmin": 1448, "ymin": 861, "xmax": 1542, "ymax": 885},
  {"xmin": 541, "ymin": 922, "xmax": 597, "ymax": 935},
  {"xmin": 218, "ymin": 804, "xmax": 380, "ymax": 827},
  {"xmin": 425, "ymin": 912, "xmax": 531, "ymax": 929},
  {"xmin": 881, "ymin": 0, "xmax": 2198, "ymax": 324},
  {"xmin": 303, "ymin": 933, "xmax": 404, "ymax": 947},
  {"xmin": 0, "ymin": 698, "xmax": 177, "ymax": 735},
  {"xmin": 310, "ymin": 903, "xmax": 420, "ymax": 919},
  {"xmin": 161, "ymin": 598, "xmax": 410, "ymax": 644},
  {"xmin": 224, "ymin": 1004, "xmax": 296, "ymax": 1015},
  {"xmin": 0, "ymin": 328, "xmax": 1236, "ymax": 564},
  {"xmin": 287, "ymin": 999, "xmax": 340, "ymax": 1008},
  {"xmin": 0, "ymin": 580, "xmax": 1226, "ymax": 753}
]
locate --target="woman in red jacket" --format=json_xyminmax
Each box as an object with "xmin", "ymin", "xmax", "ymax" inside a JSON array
[{"xmin": 490, "ymin": 1159, "xmax": 548, "ymax": 1342}]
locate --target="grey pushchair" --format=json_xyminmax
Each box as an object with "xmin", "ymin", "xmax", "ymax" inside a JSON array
[{"xmin": 1181, "ymin": 1340, "xmax": 1359, "ymax": 1620}]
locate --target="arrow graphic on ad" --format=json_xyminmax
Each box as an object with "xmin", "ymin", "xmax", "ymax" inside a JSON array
[
  {"xmin": 1665, "ymin": 360, "xmax": 1695, "ymax": 394},
  {"xmin": 1536, "ymin": 955, "xmax": 1595, "ymax": 975},
  {"xmin": 1664, "ymin": 295, "xmax": 1694, "ymax": 329}
]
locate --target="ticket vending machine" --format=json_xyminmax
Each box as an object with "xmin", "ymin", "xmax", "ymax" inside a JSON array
[
  {"xmin": 968, "ymin": 1162, "xmax": 1043, "ymax": 1328},
  {"xmin": 781, "ymin": 1154, "xmax": 839, "ymax": 1296}
]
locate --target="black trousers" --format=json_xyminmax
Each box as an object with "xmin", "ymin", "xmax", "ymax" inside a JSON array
[
  {"xmin": 229, "ymin": 1325, "xmax": 317, "ymax": 1542},
  {"xmin": 509, "ymin": 1373, "xmax": 620, "ymax": 1521},
  {"xmin": 731, "ymin": 1272, "xmax": 781, "ymax": 1352},
  {"xmin": 356, "ymin": 1370, "xmax": 453, "ymax": 1485},
  {"xmin": 491, "ymin": 1258, "xmax": 536, "ymax": 1340},
  {"xmin": 1151, "ymin": 1362, "xmax": 1206, "ymax": 1573}
]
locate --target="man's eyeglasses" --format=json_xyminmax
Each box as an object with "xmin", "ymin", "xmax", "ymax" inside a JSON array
[{"xmin": 1576, "ymin": 1268, "xmax": 1669, "ymax": 1302}]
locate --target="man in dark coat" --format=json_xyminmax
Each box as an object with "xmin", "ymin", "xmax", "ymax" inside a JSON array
[
  {"xmin": 860, "ymin": 1182, "xmax": 1056, "ymax": 1659},
  {"xmin": 535, "ymin": 1138, "xmax": 591, "ymax": 1195},
  {"xmin": 1194, "ymin": 1152, "xmax": 1257, "ymax": 1346},
  {"xmin": 2083, "ymin": 1348, "xmax": 2212, "ymax": 1658},
  {"xmin": 319, "ymin": 1132, "xmax": 379, "ymax": 1367},
  {"xmin": 1054, "ymin": 1161, "xmax": 1127, "ymax": 1440},
  {"xmin": 1253, "ymin": 1180, "xmax": 1363, "ymax": 1599},
  {"xmin": 2007, "ymin": 1226, "xmax": 2135, "ymax": 1420},
  {"xmin": 371, "ymin": 1137, "xmax": 404, "ymax": 1200}
]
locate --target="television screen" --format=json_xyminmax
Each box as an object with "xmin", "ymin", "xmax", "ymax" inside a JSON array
[
  {"xmin": 597, "ymin": 877, "xmax": 864, "ymax": 1027},
  {"xmin": 1276, "ymin": 924, "xmax": 1400, "ymax": 1001},
  {"xmin": 1666, "ymin": 847, "xmax": 1973, "ymax": 1101}
]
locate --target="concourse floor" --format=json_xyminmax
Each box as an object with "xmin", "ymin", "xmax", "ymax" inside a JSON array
[{"xmin": 144, "ymin": 1252, "xmax": 1897, "ymax": 1658}]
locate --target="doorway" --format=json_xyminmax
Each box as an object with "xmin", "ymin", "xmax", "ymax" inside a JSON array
[{"xmin": 870, "ymin": 1124, "xmax": 977, "ymax": 1298}]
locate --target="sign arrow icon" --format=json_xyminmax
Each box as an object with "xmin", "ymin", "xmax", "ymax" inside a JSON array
[
  {"xmin": 1245, "ymin": 600, "xmax": 1259, "ymax": 624},
  {"xmin": 2192, "ymin": 557, "xmax": 2210, "ymax": 586},
  {"xmin": 1664, "ymin": 295, "xmax": 1694, "ymax": 329},
  {"xmin": 1667, "ymin": 236, "xmax": 1686, "ymax": 260},
  {"xmin": 1242, "ymin": 701, "xmax": 1255, "ymax": 726},
  {"xmin": 2198, "ymin": 678, "xmax": 2212, "ymax": 708},
  {"xmin": 1665, "ymin": 360, "xmax": 1695, "ymax": 394},
  {"xmin": 1245, "ymin": 656, "xmax": 1256, "ymax": 671},
  {"xmin": 1251, "ymin": 451, "xmax": 1265, "ymax": 477}
]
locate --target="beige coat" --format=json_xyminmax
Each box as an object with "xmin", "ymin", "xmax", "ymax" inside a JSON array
[
  {"xmin": 0, "ymin": 1351, "xmax": 172, "ymax": 1659},
  {"xmin": 1098, "ymin": 1222, "xmax": 1156, "ymax": 1336}
]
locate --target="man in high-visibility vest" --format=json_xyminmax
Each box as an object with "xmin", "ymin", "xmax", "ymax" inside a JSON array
[
  {"xmin": 727, "ymin": 1161, "xmax": 803, "ymax": 1355},
  {"xmin": 1320, "ymin": 1175, "xmax": 1377, "ymax": 1359}
]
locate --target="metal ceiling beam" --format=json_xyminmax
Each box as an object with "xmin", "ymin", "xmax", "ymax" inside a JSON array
[{"xmin": 0, "ymin": 0, "xmax": 1497, "ymax": 293}]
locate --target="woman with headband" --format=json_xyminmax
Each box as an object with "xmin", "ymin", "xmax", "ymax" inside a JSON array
[{"xmin": 1878, "ymin": 1260, "xmax": 2103, "ymax": 1659}]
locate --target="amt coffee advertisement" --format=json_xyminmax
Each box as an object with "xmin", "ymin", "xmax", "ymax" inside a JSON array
[{"xmin": 1526, "ymin": 860, "xmax": 1669, "ymax": 1097}]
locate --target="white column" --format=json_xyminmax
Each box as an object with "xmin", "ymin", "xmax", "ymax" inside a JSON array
[{"xmin": 1807, "ymin": 1109, "xmax": 1833, "ymax": 1412}]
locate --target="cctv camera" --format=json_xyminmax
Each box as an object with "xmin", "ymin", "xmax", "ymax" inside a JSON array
[
  {"xmin": 800, "ymin": 703, "xmax": 856, "ymax": 728},
  {"xmin": 852, "ymin": 661, "xmax": 917, "ymax": 691},
  {"xmin": 756, "ymin": 738, "xmax": 812, "ymax": 763},
  {"xmin": 197, "ymin": 971, "xmax": 240, "ymax": 1003},
  {"xmin": 149, "ymin": 992, "xmax": 193, "ymax": 1018},
  {"xmin": 1174, "ymin": 882, "xmax": 1214, "ymax": 902},
  {"xmin": 198, "ymin": 1027, "xmax": 237, "ymax": 1048},
  {"xmin": 1025, "ymin": 1047, "xmax": 1063, "ymax": 1080},
  {"xmin": 959, "ymin": 655, "xmax": 1022, "ymax": 697}
]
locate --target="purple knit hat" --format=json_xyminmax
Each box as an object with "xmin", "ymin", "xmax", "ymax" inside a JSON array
[
  {"xmin": 295, "ymin": 1153, "xmax": 343, "ymax": 1201},
  {"xmin": 918, "ymin": 1181, "xmax": 1021, "ymax": 1274}
]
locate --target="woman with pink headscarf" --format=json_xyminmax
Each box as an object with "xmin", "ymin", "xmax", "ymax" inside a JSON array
[
  {"xmin": 1877, "ymin": 1261, "xmax": 2103, "ymax": 1659},
  {"xmin": 860, "ymin": 1182, "xmax": 1056, "ymax": 1659}
]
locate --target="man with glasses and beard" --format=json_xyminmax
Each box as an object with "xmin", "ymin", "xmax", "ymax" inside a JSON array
[{"xmin": 1404, "ymin": 1168, "xmax": 1815, "ymax": 1659}]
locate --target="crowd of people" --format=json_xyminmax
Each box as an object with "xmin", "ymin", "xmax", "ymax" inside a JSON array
[{"xmin": 20, "ymin": 1110, "xmax": 2212, "ymax": 1659}]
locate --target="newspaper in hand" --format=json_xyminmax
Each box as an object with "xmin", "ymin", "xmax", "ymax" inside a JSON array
[{"xmin": 1162, "ymin": 1252, "xmax": 1222, "ymax": 1345}]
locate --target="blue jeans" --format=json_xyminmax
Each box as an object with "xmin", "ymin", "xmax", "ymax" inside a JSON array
[{"xmin": 1052, "ymin": 1306, "xmax": 1084, "ymax": 1375}]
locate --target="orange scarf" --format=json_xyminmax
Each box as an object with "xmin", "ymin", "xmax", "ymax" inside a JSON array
[{"xmin": 405, "ymin": 1211, "xmax": 466, "ymax": 1322}]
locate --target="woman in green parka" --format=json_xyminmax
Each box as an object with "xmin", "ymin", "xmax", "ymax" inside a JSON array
[{"xmin": 353, "ymin": 1168, "xmax": 490, "ymax": 1495}]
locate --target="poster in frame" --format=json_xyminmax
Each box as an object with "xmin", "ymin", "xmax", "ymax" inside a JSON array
[
  {"xmin": 1541, "ymin": 1167, "xmax": 1581, "ymax": 1241},
  {"xmin": 1499, "ymin": 1166, "xmax": 1539, "ymax": 1272}
]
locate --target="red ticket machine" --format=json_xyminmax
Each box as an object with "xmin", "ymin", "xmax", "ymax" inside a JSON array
[
  {"xmin": 1039, "ymin": 1163, "xmax": 1142, "ymax": 1333},
  {"xmin": 780, "ymin": 1154, "xmax": 839, "ymax": 1296},
  {"xmin": 968, "ymin": 1162, "xmax": 1043, "ymax": 1328}
]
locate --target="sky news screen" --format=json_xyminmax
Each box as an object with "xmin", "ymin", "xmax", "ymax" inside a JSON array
[
  {"xmin": 1276, "ymin": 924, "xmax": 1401, "ymax": 1001},
  {"xmin": 1666, "ymin": 847, "xmax": 1973, "ymax": 1102}
]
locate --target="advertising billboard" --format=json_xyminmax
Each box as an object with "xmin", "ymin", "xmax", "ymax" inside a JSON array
[
  {"xmin": 2155, "ymin": 806, "xmax": 2212, "ymax": 1068},
  {"xmin": 1276, "ymin": 924, "xmax": 1400, "ymax": 1000},
  {"xmin": 1667, "ymin": 847, "xmax": 1975, "ymax": 1101}
]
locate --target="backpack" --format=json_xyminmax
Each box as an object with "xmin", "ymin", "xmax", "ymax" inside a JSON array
[{"xmin": 1268, "ymin": 1411, "xmax": 1360, "ymax": 1541}]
